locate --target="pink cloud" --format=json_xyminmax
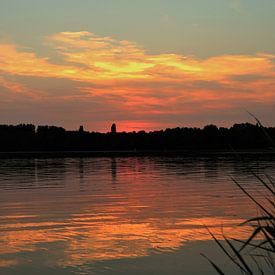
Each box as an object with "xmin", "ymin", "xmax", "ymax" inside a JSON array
[{"xmin": 0, "ymin": 31, "xmax": 275, "ymax": 130}]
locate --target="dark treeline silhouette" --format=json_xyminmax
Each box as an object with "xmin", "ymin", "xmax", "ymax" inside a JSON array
[{"xmin": 0, "ymin": 123, "xmax": 275, "ymax": 152}]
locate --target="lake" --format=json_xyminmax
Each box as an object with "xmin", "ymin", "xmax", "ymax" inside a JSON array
[{"xmin": 0, "ymin": 155, "xmax": 274, "ymax": 274}]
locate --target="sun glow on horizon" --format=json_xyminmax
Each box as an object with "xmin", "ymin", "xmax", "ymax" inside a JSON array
[{"xmin": 0, "ymin": 31, "xmax": 275, "ymax": 130}]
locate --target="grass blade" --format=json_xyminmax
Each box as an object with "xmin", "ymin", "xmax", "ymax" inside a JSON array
[{"xmin": 201, "ymin": 253, "xmax": 226, "ymax": 275}]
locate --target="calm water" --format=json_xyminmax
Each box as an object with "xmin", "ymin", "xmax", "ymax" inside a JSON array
[{"xmin": 0, "ymin": 156, "xmax": 274, "ymax": 275}]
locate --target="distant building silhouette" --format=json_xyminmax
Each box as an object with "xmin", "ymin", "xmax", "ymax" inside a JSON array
[
  {"xmin": 111, "ymin": 123, "xmax": 117, "ymax": 134},
  {"xmin": 79, "ymin": 125, "xmax": 84, "ymax": 133}
]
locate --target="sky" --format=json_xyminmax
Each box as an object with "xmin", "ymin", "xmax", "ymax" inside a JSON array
[{"xmin": 0, "ymin": 0, "xmax": 275, "ymax": 132}]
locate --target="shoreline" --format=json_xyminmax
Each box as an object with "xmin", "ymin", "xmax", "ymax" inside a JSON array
[{"xmin": 0, "ymin": 150, "xmax": 275, "ymax": 159}]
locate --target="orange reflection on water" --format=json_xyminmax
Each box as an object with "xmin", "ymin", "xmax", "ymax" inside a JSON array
[
  {"xmin": 0, "ymin": 259, "xmax": 18, "ymax": 268},
  {"xmin": 0, "ymin": 157, "xmax": 269, "ymax": 269},
  {"xmin": 0, "ymin": 214, "xmax": 253, "ymax": 266}
]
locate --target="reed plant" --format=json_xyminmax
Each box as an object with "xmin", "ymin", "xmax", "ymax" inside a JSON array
[{"xmin": 203, "ymin": 116, "xmax": 275, "ymax": 274}]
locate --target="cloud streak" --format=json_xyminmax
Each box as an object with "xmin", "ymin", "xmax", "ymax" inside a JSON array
[{"xmin": 0, "ymin": 31, "xmax": 274, "ymax": 131}]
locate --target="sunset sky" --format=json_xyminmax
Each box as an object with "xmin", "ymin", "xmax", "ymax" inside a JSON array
[{"xmin": 0, "ymin": 0, "xmax": 275, "ymax": 132}]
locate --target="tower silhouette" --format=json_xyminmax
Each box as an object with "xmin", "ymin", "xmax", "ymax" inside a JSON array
[
  {"xmin": 111, "ymin": 123, "xmax": 117, "ymax": 134},
  {"xmin": 79, "ymin": 125, "xmax": 84, "ymax": 133}
]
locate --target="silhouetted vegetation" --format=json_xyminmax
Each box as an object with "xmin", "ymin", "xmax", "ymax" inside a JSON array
[
  {"xmin": 203, "ymin": 118, "xmax": 274, "ymax": 274},
  {"xmin": 0, "ymin": 122, "xmax": 275, "ymax": 151},
  {"xmin": 203, "ymin": 171, "xmax": 275, "ymax": 274}
]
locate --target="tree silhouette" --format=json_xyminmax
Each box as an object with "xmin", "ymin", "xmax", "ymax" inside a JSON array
[{"xmin": 0, "ymin": 122, "xmax": 274, "ymax": 152}]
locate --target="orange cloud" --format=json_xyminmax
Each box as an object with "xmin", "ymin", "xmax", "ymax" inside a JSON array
[
  {"xmin": 1, "ymin": 32, "xmax": 274, "ymax": 83},
  {"xmin": 0, "ymin": 31, "xmax": 275, "ymax": 130},
  {"xmin": 0, "ymin": 44, "xmax": 78, "ymax": 78},
  {"xmin": 45, "ymin": 32, "xmax": 275, "ymax": 83},
  {"xmin": 0, "ymin": 76, "xmax": 42, "ymax": 99}
]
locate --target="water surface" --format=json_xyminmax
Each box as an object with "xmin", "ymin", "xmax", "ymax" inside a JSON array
[{"xmin": 0, "ymin": 156, "xmax": 274, "ymax": 274}]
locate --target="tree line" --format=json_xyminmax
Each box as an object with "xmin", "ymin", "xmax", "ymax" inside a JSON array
[{"xmin": 0, "ymin": 123, "xmax": 274, "ymax": 151}]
